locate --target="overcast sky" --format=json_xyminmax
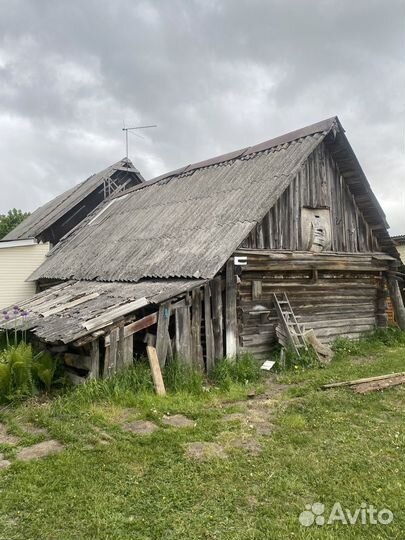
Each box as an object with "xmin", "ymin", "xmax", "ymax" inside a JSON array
[{"xmin": 0, "ymin": 0, "xmax": 404, "ymax": 233}]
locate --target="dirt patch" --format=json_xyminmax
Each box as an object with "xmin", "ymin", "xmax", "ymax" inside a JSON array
[
  {"xmin": 22, "ymin": 424, "xmax": 49, "ymax": 437},
  {"xmin": 230, "ymin": 437, "xmax": 262, "ymax": 455},
  {"xmin": 162, "ymin": 414, "xmax": 195, "ymax": 428},
  {"xmin": 185, "ymin": 442, "xmax": 227, "ymax": 461},
  {"xmin": 0, "ymin": 453, "xmax": 11, "ymax": 470},
  {"xmin": 0, "ymin": 423, "xmax": 20, "ymax": 446},
  {"xmin": 16, "ymin": 440, "xmax": 64, "ymax": 461},
  {"xmin": 350, "ymin": 355, "xmax": 376, "ymax": 365},
  {"xmin": 222, "ymin": 413, "xmax": 246, "ymax": 423},
  {"xmin": 122, "ymin": 420, "xmax": 158, "ymax": 436}
]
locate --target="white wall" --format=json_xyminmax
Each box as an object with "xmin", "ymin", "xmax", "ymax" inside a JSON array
[{"xmin": 0, "ymin": 242, "xmax": 50, "ymax": 309}]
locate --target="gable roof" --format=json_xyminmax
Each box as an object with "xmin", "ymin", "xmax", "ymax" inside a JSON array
[
  {"xmin": 30, "ymin": 116, "xmax": 396, "ymax": 283},
  {"xmin": 4, "ymin": 157, "xmax": 144, "ymax": 242}
]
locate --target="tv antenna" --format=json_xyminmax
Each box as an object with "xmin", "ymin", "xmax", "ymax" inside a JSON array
[{"xmin": 122, "ymin": 123, "xmax": 157, "ymax": 159}]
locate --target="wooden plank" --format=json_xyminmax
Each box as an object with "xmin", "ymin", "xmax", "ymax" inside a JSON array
[
  {"xmin": 388, "ymin": 278, "xmax": 405, "ymax": 331},
  {"xmin": 104, "ymin": 312, "xmax": 158, "ymax": 345},
  {"xmin": 146, "ymin": 344, "xmax": 166, "ymax": 395},
  {"xmin": 89, "ymin": 339, "xmax": 100, "ymax": 379},
  {"xmin": 204, "ymin": 284, "xmax": 215, "ymax": 373},
  {"xmin": 41, "ymin": 293, "xmax": 100, "ymax": 318},
  {"xmin": 191, "ymin": 288, "xmax": 204, "ymax": 369},
  {"xmin": 64, "ymin": 353, "xmax": 91, "ymax": 371},
  {"xmin": 252, "ymin": 280, "xmax": 262, "ymax": 300},
  {"xmin": 117, "ymin": 326, "xmax": 125, "ymax": 370},
  {"xmin": 211, "ymin": 276, "xmax": 224, "ymax": 359},
  {"xmin": 83, "ymin": 297, "xmax": 149, "ymax": 331},
  {"xmin": 225, "ymin": 259, "xmax": 237, "ymax": 358},
  {"xmin": 322, "ymin": 372, "xmax": 405, "ymax": 389},
  {"xmin": 124, "ymin": 336, "xmax": 133, "ymax": 367},
  {"xmin": 155, "ymin": 302, "xmax": 171, "ymax": 368},
  {"xmin": 104, "ymin": 328, "xmax": 119, "ymax": 377},
  {"xmin": 175, "ymin": 302, "xmax": 192, "ymax": 364}
]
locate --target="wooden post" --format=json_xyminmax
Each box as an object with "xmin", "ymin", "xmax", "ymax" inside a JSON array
[
  {"xmin": 117, "ymin": 325, "xmax": 125, "ymax": 370},
  {"xmin": 191, "ymin": 288, "xmax": 204, "ymax": 369},
  {"xmin": 175, "ymin": 300, "xmax": 192, "ymax": 364},
  {"xmin": 145, "ymin": 334, "xmax": 166, "ymax": 395},
  {"xmin": 204, "ymin": 284, "xmax": 215, "ymax": 373},
  {"xmin": 388, "ymin": 277, "xmax": 405, "ymax": 331},
  {"xmin": 89, "ymin": 339, "xmax": 100, "ymax": 379},
  {"xmin": 104, "ymin": 327, "xmax": 119, "ymax": 377},
  {"xmin": 211, "ymin": 276, "xmax": 224, "ymax": 359},
  {"xmin": 124, "ymin": 336, "xmax": 133, "ymax": 367},
  {"xmin": 155, "ymin": 302, "xmax": 171, "ymax": 368},
  {"xmin": 225, "ymin": 259, "xmax": 237, "ymax": 359}
]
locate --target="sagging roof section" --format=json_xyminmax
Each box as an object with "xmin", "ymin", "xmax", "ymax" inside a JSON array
[
  {"xmin": 4, "ymin": 158, "xmax": 144, "ymax": 242},
  {"xmin": 29, "ymin": 115, "xmax": 397, "ymax": 282},
  {"xmin": 0, "ymin": 279, "xmax": 204, "ymax": 343},
  {"xmin": 30, "ymin": 121, "xmax": 335, "ymax": 283}
]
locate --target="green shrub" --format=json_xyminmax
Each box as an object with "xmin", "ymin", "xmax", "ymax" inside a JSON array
[
  {"xmin": 210, "ymin": 353, "xmax": 262, "ymax": 390},
  {"xmin": 0, "ymin": 342, "xmax": 61, "ymax": 402},
  {"xmin": 274, "ymin": 345, "xmax": 320, "ymax": 372},
  {"xmin": 164, "ymin": 358, "xmax": 204, "ymax": 394}
]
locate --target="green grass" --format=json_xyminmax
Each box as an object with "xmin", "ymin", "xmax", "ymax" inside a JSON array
[{"xmin": 1, "ymin": 337, "xmax": 405, "ymax": 539}]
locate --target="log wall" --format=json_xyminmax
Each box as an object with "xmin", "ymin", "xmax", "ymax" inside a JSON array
[
  {"xmin": 241, "ymin": 141, "xmax": 379, "ymax": 252},
  {"xmin": 236, "ymin": 251, "xmax": 390, "ymax": 358}
]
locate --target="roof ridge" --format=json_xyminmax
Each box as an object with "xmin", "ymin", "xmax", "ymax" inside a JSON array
[{"xmin": 113, "ymin": 116, "xmax": 339, "ymax": 200}]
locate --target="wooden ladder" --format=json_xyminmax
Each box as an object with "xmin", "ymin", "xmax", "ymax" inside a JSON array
[{"xmin": 273, "ymin": 292, "xmax": 307, "ymax": 356}]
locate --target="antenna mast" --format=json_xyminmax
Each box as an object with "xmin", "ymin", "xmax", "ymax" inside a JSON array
[{"xmin": 122, "ymin": 124, "xmax": 157, "ymax": 159}]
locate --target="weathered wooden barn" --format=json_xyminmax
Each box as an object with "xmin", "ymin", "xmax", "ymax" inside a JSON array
[
  {"xmin": 0, "ymin": 158, "xmax": 143, "ymax": 308},
  {"xmin": 1, "ymin": 117, "xmax": 404, "ymax": 379}
]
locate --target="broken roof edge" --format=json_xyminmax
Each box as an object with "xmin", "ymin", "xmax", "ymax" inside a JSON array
[
  {"xmin": 4, "ymin": 157, "xmax": 144, "ymax": 242},
  {"xmin": 112, "ymin": 116, "xmax": 340, "ymax": 200}
]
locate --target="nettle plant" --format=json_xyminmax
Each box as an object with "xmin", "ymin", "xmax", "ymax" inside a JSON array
[{"xmin": 0, "ymin": 306, "xmax": 62, "ymax": 402}]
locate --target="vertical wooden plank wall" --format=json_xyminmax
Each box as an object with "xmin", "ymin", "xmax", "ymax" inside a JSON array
[{"xmin": 241, "ymin": 142, "xmax": 379, "ymax": 253}]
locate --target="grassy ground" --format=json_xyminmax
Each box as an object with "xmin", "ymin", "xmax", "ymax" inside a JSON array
[{"xmin": 1, "ymin": 335, "xmax": 405, "ymax": 539}]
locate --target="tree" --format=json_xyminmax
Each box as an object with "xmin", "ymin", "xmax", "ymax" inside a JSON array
[{"xmin": 0, "ymin": 209, "xmax": 30, "ymax": 240}]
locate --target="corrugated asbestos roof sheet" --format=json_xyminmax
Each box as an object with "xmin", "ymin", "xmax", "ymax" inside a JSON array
[
  {"xmin": 30, "ymin": 118, "xmax": 338, "ymax": 283},
  {"xmin": 0, "ymin": 279, "xmax": 204, "ymax": 343},
  {"xmin": 4, "ymin": 158, "xmax": 144, "ymax": 241}
]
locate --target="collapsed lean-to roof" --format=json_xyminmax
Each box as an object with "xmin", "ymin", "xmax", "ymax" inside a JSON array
[
  {"xmin": 29, "ymin": 116, "xmax": 395, "ymax": 284},
  {"xmin": 4, "ymin": 158, "xmax": 144, "ymax": 242}
]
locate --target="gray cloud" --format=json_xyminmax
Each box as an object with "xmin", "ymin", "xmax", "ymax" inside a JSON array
[{"xmin": 0, "ymin": 0, "xmax": 404, "ymax": 233}]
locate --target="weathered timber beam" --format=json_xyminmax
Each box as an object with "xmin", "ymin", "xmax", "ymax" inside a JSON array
[
  {"xmin": 225, "ymin": 259, "xmax": 238, "ymax": 358},
  {"xmin": 388, "ymin": 277, "xmax": 405, "ymax": 331}
]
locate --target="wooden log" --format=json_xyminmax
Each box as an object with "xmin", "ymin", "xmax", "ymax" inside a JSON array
[
  {"xmin": 204, "ymin": 284, "xmax": 215, "ymax": 373},
  {"xmin": 146, "ymin": 341, "xmax": 166, "ymax": 396},
  {"xmin": 89, "ymin": 339, "xmax": 100, "ymax": 379},
  {"xmin": 211, "ymin": 276, "xmax": 224, "ymax": 359},
  {"xmin": 388, "ymin": 277, "xmax": 405, "ymax": 331},
  {"xmin": 321, "ymin": 372, "xmax": 405, "ymax": 389},
  {"xmin": 225, "ymin": 259, "xmax": 238, "ymax": 358},
  {"xmin": 155, "ymin": 302, "xmax": 172, "ymax": 368},
  {"xmin": 191, "ymin": 288, "xmax": 204, "ymax": 369},
  {"xmin": 252, "ymin": 280, "xmax": 262, "ymax": 300},
  {"xmin": 175, "ymin": 301, "xmax": 192, "ymax": 364}
]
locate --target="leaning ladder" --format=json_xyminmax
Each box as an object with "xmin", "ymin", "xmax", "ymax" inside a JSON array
[{"xmin": 273, "ymin": 292, "xmax": 307, "ymax": 356}]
